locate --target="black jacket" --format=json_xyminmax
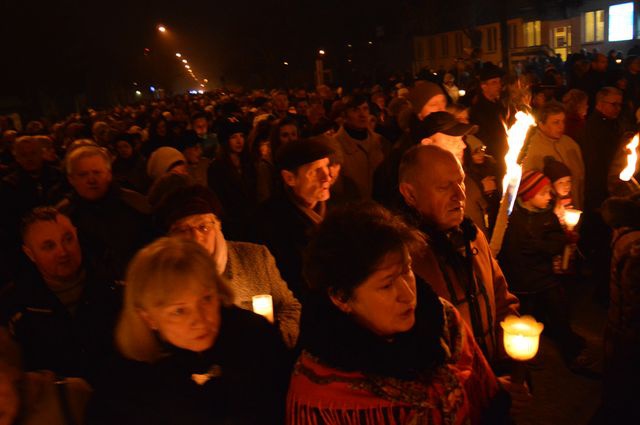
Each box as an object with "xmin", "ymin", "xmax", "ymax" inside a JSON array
[
  {"xmin": 57, "ymin": 184, "xmax": 153, "ymax": 281},
  {"xmin": 254, "ymin": 192, "xmax": 317, "ymax": 302},
  {"xmin": 499, "ymin": 202, "xmax": 566, "ymax": 294},
  {"xmin": 0, "ymin": 265, "xmax": 121, "ymax": 382},
  {"xmin": 88, "ymin": 306, "xmax": 291, "ymax": 425}
]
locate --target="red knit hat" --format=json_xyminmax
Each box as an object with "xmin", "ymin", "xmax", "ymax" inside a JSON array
[{"xmin": 518, "ymin": 170, "xmax": 551, "ymax": 202}]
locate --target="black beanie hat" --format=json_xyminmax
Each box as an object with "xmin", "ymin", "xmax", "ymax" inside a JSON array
[
  {"xmin": 275, "ymin": 139, "xmax": 335, "ymax": 171},
  {"xmin": 217, "ymin": 116, "xmax": 247, "ymax": 145},
  {"xmin": 543, "ymin": 156, "xmax": 572, "ymax": 183}
]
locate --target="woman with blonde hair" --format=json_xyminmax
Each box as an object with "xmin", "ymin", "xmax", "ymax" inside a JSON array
[{"xmin": 88, "ymin": 237, "xmax": 290, "ymax": 425}]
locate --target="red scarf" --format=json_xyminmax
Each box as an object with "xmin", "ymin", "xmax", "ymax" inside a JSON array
[{"xmin": 287, "ymin": 301, "xmax": 499, "ymax": 424}]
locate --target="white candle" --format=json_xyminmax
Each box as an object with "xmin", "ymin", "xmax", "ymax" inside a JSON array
[
  {"xmin": 501, "ymin": 315, "xmax": 544, "ymax": 361},
  {"xmin": 252, "ymin": 294, "xmax": 274, "ymax": 324}
]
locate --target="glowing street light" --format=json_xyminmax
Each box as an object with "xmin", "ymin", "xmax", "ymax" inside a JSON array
[
  {"xmin": 182, "ymin": 59, "xmax": 188, "ymax": 64},
  {"xmin": 203, "ymin": 79, "xmax": 208, "ymax": 83},
  {"xmin": 318, "ymin": 49, "xmax": 325, "ymax": 56},
  {"xmin": 283, "ymin": 61, "xmax": 289, "ymax": 66},
  {"xmin": 135, "ymin": 90, "xmax": 142, "ymax": 96},
  {"xmin": 175, "ymin": 53, "xmax": 182, "ymax": 58},
  {"xmin": 185, "ymin": 65, "xmax": 190, "ymax": 69},
  {"xmin": 157, "ymin": 25, "xmax": 167, "ymax": 33}
]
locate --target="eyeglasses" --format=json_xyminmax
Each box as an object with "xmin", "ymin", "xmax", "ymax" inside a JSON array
[{"xmin": 170, "ymin": 221, "xmax": 217, "ymax": 236}]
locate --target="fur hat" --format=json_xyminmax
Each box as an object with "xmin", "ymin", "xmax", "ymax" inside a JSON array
[
  {"xmin": 518, "ymin": 170, "xmax": 551, "ymax": 202},
  {"xmin": 147, "ymin": 147, "xmax": 186, "ymax": 181}
]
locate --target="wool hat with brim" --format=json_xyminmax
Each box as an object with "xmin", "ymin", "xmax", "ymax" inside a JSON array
[
  {"xmin": 543, "ymin": 156, "xmax": 572, "ymax": 183},
  {"xmin": 406, "ymin": 81, "xmax": 444, "ymax": 113},
  {"xmin": 275, "ymin": 139, "xmax": 335, "ymax": 171},
  {"xmin": 147, "ymin": 147, "xmax": 186, "ymax": 181},
  {"xmin": 420, "ymin": 111, "xmax": 479, "ymax": 139},
  {"xmin": 154, "ymin": 184, "xmax": 223, "ymax": 232},
  {"xmin": 518, "ymin": 170, "xmax": 551, "ymax": 202},
  {"xmin": 479, "ymin": 63, "xmax": 505, "ymax": 82}
]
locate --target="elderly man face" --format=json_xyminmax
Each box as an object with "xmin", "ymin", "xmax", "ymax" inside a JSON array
[
  {"xmin": 481, "ymin": 77, "xmax": 502, "ymax": 102},
  {"xmin": 281, "ymin": 158, "xmax": 332, "ymax": 208},
  {"xmin": 68, "ymin": 154, "xmax": 113, "ymax": 201},
  {"xmin": 596, "ymin": 92, "xmax": 623, "ymax": 119},
  {"xmin": 400, "ymin": 148, "xmax": 466, "ymax": 230}
]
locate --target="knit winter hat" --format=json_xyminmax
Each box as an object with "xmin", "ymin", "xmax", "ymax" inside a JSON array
[
  {"xmin": 407, "ymin": 81, "xmax": 444, "ymax": 113},
  {"xmin": 543, "ymin": 156, "xmax": 572, "ymax": 183},
  {"xmin": 147, "ymin": 147, "xmax": 186, "ymax": 181},
  {"xmin": 518, "ymin": 170, "xmax": 551, "ymax": 202}
]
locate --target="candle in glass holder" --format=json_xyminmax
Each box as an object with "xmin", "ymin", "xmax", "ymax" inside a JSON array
[
  {"xmin": 252, "ymin": 294, "xmax": 274, "ymax": 323},
  {"xmin": 562, "ymin": 208, "xmax": 582, "ymax": 270},
  {"xmin": 501, "ymin": 315, "xmax": 544, "ymax": 361}
]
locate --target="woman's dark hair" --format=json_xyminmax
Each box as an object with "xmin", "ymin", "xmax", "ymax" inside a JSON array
[
  {"xmin": 269, "ymin": 116, "xmax": 299, "ymax": 155},
  {"xmin": 304, "ymin": 202, "xmax": 424, "ymax": 300}
]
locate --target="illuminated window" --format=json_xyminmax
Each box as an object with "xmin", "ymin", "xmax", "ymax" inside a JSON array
[
  {"xmin": 486, "ymin": 27, "xmax": 498, "ymax": 51},
  {"xmin": 584, "ymin": 10, "xmax": 605, "ymax": 42},
  {"xmin": 441, "ymin": 34, "xmax": 449, "ymax": 57},
  {"xmin": 608, "ymin": 2, "xmax": 634, "ymax": 41},
  {"xmin": 523, "ymin": 21, "xmax": 541, "ymax": 46}
]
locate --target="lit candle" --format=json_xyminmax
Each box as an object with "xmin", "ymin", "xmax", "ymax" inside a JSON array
[
  {"xmin": 501, "ymin": 315, "xmax": 544, "ymax": 361},
  {"xmin": 562, "ymin": 208, "xmax": 582, "ymax": 270},
  {"xmin": 252, "ymin": 295, "xmax": 274, "ymax": 323}
]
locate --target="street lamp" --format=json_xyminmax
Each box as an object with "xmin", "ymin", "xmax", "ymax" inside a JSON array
[
  {"xmin": 157, "ymin": 25, "xmax": 167, "ymax": 33},
  {"xmin": 175, "ymin": 53, "xmax": 182, "ymax": 58},
  {"xmin": 318, "ymin": 49, "xmax": 325, "ymax": 56},
  {"xmin": 182, "ymin": 59, "xmax": 188, "ymax": 64},
  {"xmin": 283, "ymin": 61, "xmax": 289, "ymax": 66}
]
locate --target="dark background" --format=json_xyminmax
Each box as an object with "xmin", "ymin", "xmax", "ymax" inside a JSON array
[{"xmin": 1, "ymin": 0, "xmax": 576, "ymax": 117}]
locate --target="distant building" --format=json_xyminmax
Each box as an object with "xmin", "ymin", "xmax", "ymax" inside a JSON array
[{"xmin": 413, "ymin": 0, "xmax": 640, "ymax": 73}]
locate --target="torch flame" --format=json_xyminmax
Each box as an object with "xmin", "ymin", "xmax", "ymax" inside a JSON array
[
  {"xmin": 619, "ymin": 133, "xmax": 639, "ymax": 182},
  {"xmin": 502, "ymin": 111, "xmax": 536, "ymax": 211}
]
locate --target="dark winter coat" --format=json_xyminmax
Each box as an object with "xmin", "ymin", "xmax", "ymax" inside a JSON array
[
  {"xmin": 87, "ymin": 306, "xmax": 291, "ymax": 425},
  {"xmin": 254, "ymin": 192, "xmax": 318, "ymax": 302},
  {"xmin": 0, "ymin": 266, "xmax": 121, "ymax": 382},
  {"xmin": 57, "ymin": 184, "xmax": 153, "ymax": 281},
  {"xmin": 499, "ymin": 201, "xmax": 567, "ymax": 294}
]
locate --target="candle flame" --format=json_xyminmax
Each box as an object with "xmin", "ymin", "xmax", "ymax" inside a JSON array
[
  {"xmin": 619, "ymin": 133, "xmax": 639, "ymax": 182},
  {"xmin": 501, "ymin": 111, "xmax": 536, "ymax": 210}
]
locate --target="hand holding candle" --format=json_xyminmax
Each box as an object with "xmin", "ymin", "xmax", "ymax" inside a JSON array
[
  {"xmin": 252, "ymin": 294, "xmax": 274, "ymax": 324},
  {"xmin": 562, "ymin": 208, "xmax": 582, "ymax": 270},
  {"xmin": 501, "ymin": 315, "xmax": 544, "ymax": 385}
]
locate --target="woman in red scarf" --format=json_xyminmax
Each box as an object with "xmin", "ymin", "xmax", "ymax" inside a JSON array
[{"xmin": 288, "ymin": 203, "xmax": 511, "ymax": 424}]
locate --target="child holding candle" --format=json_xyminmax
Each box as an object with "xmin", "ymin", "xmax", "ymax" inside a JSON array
[
  {"xmin": 543, "ymin": 157, "xmax": 580, "ymax": 273},
  {"xmin": 499, "ymin": 170, "xmax": 593, "ymax": 374}
]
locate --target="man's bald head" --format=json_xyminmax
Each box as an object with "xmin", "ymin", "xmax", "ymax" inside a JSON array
[{"xmin": 399, "ymin": 145, "xmax": 466, "ymax": 230}]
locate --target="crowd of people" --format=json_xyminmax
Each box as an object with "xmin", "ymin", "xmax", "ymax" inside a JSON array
[{"xmin": 0, "ymin": 46, "xmax": 639, "ymax": 424}]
